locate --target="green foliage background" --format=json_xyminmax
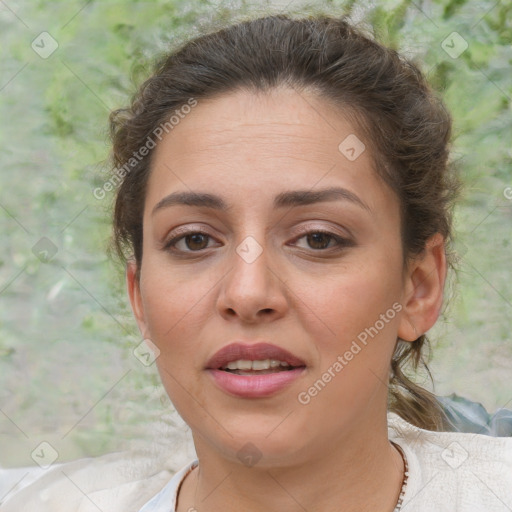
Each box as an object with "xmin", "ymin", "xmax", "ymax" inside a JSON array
[{"xmin": 0, "ymin": 0, "xmax": 511, "ymax": 467}]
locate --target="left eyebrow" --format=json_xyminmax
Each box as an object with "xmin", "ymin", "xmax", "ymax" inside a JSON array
[
  {"xmin": 151, "ymin": 186, "xmax": 371, "ymax": 216},
  {"xmin": 273, "ymin": 187, "xmax": 371, "ymax": 213}
]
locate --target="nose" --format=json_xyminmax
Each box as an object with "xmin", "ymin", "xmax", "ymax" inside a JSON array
[{"xmin": 216, "ymin": 236, "xmax": 288, "ymax": 324}]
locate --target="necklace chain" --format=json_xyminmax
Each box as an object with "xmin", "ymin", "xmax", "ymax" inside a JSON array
[{"xmin": 392, "ymin": 442, "xmax": 409, "ymax": 511}]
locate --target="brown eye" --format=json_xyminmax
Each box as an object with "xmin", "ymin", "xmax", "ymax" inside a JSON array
[
  {"xmin": 164, "ymin": 230, "xmax": 216, "ymax": 253},
  {"xmin": 306, "ymin": 232, "xmax": 334, "ymax": 250},
  {"xmin": 293, "ymin": 230, "xmax": 352, "ymax": 251},
  {"xmin": 183, "ymin": 233, "xmax": 210, "ymax": 251}
]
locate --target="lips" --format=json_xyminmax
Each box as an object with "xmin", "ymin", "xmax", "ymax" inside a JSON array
[
  {"xmin": 205, "ymin": 342, "xmax": 306, "ymax": 370},
  {"xmin": 205, "ymin": 342, "xmax": 307, "ymax": 398}
]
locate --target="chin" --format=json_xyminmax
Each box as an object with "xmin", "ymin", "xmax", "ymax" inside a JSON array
[{"xmin": 193, "ymin": 415, "xmax": 314, "ymax": 468}]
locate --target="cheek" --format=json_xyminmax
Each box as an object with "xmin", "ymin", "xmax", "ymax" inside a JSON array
[
  {"xmin": 302, "ymin": 258, "xmax": 402, "ymax": 347},
  {"xmin": 139, "ymin": 261, "xmax": 214, "ymax": 363},
  {"xmin": 294, "ymin": 272, "xmax": 402, "ymax": 424},
  {"xmin": 139, "ymin": 266, "xmax": 213, "ymax": 421}
]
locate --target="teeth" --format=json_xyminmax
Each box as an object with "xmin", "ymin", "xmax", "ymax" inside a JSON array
[
  {"xmin": 221, "ymin": 359, "xmax": 292, "ymax": 371},
  {"xmin": 238, "ymin": 360, "xmax": 253, "ymax": 370},
  {"xmin": 251, "ymin": 360, "xmax": 268, "ymax": 370}
]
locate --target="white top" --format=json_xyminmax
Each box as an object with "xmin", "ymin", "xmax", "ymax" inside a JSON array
[{"xmin": 2, "ymin": 412, "xmax": 511, "ymax": 511}]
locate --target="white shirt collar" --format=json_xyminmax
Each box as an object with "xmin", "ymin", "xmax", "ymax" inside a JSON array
[{"xmin": 138, "ymin": 459, "xmax": 198, "ymax": 512}]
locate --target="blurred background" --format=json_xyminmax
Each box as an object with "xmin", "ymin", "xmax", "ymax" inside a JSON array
[{"xmin": 0, "ymin": 0, "xmax": 511, "ymax": 468}]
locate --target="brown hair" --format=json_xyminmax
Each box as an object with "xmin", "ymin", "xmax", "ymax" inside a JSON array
[{"xmin": 109, "ymin": 13, "xmax": 460, "ymax": 431}]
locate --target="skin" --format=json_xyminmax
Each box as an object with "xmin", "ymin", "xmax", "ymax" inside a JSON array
[{"xmin": 126, "ymin": 86, "xmax": 446, "ymax": 512}]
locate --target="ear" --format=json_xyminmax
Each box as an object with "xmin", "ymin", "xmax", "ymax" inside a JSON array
[
  {"xmin": 126, "ymin": 259, "xmax": 148, "ymax": 338},
  {"xmin": 397, "ymin": 233, "xmax": 447, "ymax": 341}
]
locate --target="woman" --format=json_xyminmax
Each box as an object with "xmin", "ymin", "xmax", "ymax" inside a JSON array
[{"xmin": 2, "ymin": 12, "xmax": 511, "ymax": 512}]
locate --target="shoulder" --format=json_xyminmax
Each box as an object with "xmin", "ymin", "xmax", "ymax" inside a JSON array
[
  {"xmin": 0, "ymin": 448, "xmax": 179, "ymax": 512},
  {"xmin": 388, "ymin": 412, "xmax": 512, "ymax": 511}
]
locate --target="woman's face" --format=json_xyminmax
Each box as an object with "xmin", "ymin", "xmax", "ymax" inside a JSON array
[{"xmin": 128, "ymin": 87, "xmax": 415, "ymax": 466}]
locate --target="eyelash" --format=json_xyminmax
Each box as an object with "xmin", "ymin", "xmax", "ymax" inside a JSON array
[{"xmin": 162, "ymin": 228, "xmax": 353, "ymax": 255}]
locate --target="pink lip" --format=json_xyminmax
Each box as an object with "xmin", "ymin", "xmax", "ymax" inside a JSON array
[
  {"xmin": 207, "ymin": 367, "xmax": 306, "ymax": 398},
  {"xmin": 205, "ymin": 342, "xmax": 307, "ymax": 399},
  {"xmin": 205, "ymin": 342, "xmax": 306, "ymax": 369}
]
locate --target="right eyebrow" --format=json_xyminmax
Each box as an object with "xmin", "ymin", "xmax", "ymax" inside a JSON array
[{"xmin": 152, "ymin": 192, "xmax": 231, "ymax": 216}]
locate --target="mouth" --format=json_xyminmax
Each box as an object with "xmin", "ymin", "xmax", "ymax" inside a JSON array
[
  {"xmin": 205, "ymin": 342, "xmax": 307, "ymax": 398},
  {"xmin": 220, "ymin": 358, "xmax": 301, "ymax": 375},
  {"xmin": 205, "ymin": 344, "xmax": 307, "ymax": 398},
  {"xmin": 205, "ymin": 342, "xmax": 307, "ymax": 374}
]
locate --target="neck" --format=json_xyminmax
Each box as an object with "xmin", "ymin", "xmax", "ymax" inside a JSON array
[{"xmin": 176, "ymin": 412, "xmax": 404, "ymax": 512}]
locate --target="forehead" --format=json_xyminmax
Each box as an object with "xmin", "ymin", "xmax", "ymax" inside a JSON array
[{"xmin": 146, "ymin": 86, "xmax": 396, "ymax": 216}]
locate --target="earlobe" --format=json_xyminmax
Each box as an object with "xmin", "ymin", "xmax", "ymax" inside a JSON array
[
  {"xmin": 397, "ymin": 233, "xmax": 447, "ymax": 342},
  {"xmin": 126, "ymin": 260, "xmax": 148, "ymax": 337}
]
